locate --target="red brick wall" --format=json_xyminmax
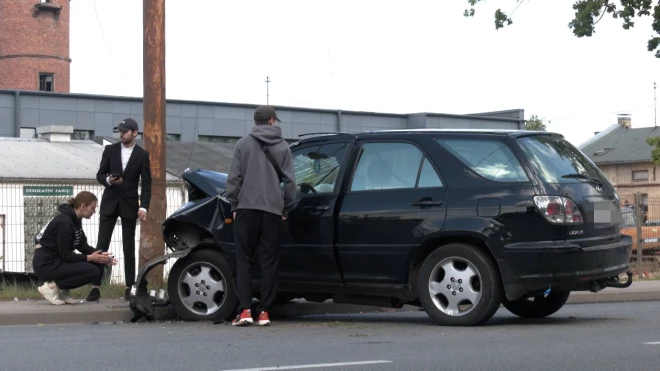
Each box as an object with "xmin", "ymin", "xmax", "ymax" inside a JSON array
[{"xmin": 0, "ymin": 0, "xmax": 70, "ymax": 92}]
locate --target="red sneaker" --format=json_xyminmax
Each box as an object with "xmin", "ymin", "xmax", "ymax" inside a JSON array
[
  {"xmin": 232, "ymin": 309, "xmax": 253, "ymax": 326},
  {"xmin": 257, "ymin": 311, "xmax": 270, "ymax": 326}
]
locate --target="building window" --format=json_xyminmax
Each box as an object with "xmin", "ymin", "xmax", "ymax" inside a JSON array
[
  {"xmin": 39, "ymin": 73, "xmax": 54, "ymax": 92},
  {"xmin": 198, "ymin": 135, "xmax": 239, "ymax": 145},
  {"xmin": 112, "ymin": 131, "xmax": 143, "ymax": 140},
  {"xmin": 112, "ymin": 132, "xmax": 179, "ymax": 141},
  {"xmin": 20, "ymin": 127, "xmax": 36, "ymax": 139},
  {"xmin": 72, "ymin": 130, "xmax": 94, "ymax": 140},
  {"xmin": 633, "ymin": 170, "xmax": 649, "ymax": 182}
]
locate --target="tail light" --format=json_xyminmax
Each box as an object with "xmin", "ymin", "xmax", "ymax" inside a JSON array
[{"xmin": 534, "ymin": 196, "xmax": 584, "ymax": 224}]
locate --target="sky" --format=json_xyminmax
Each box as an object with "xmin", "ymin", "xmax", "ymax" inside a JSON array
[{"xmin": 69, "ymin": 0, "xmax": 660, "ymax": 147}]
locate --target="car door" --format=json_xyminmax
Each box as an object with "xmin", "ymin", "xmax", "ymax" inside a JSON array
[
  {"xmin": 278, "ymin": 140, "xmax": 351, "ymax": 284},
  {"xmin": 337, "ymin": 138, "xmax": 448, "ymax": 284}
]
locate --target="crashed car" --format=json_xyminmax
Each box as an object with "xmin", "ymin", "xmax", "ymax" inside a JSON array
[{"xmin": 132, "ymin": 129, "xmax": 633, "ymax": 326}]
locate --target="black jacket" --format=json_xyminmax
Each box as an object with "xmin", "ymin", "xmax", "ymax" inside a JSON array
[
  {"xmin": 35, "ymin": 204, "xmax": 98, "ymax": 263},
  {"xmin": 96, "ymin": 142, "xmax": 152, "ymax": 218}
]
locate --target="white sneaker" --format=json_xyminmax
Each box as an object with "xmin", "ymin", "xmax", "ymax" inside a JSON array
[
  {"xmin": 39, "ymin": 282, "xmax": 65, "ymax": 305},
  {"xmin": 37, "ymin": 282, "xmax": 48, "ymax": 296},
  {"xmin": 58, "ymin": 290, "xmax": 77, "ymax": 304}
]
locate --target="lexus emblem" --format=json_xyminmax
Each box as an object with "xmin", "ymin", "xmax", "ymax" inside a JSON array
[{"xmin": 596, "ymin": 185, "xmax": 602, "ymax": 192}]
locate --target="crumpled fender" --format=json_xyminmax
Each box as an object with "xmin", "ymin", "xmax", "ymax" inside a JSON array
[
  {"xmin": 161, "ymin": 195, "xmax": 231, "ymax": 249},
  {"xmin": 129, "ymin": 248, "xmax": 193, "ymax": 322}
]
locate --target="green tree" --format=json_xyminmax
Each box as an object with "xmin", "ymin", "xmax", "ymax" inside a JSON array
[
  {"xmin": 464, "ymin": 0, "xmax": 660, "ymax": 58},
  {"xmin": 646, "ymin": 137, "xmax": 660, "ymax": 164},
  {"xmin": 524, "ymin": 114, "xmax": 548, "ymax": 131}
]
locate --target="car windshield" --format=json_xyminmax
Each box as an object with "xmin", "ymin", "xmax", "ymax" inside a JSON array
[{"xmin": 516, "ymin": 135, "xmax": 605, "ymax": 184}]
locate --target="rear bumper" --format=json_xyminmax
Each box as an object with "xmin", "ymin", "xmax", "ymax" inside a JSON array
[{"xmin": 496, "ymin": 235, "xmax": 633, "ymax": 301}]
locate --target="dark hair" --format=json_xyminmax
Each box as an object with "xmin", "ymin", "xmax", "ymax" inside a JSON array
[
  {"xmin": 255, "ymin": 119, "xmax": 270, "ymax": 125},
  {"xmin": 67, "ymin": 191, "xmax": 98, "ymax": 209}
]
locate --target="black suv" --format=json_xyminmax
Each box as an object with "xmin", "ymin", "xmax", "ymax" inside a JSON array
[{"xmin": 132, "ymin": 129, "xmax": 633, "ymax": 326}]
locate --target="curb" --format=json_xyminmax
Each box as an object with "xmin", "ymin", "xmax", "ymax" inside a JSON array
[
  {"xmin": 2, "ymin": 291, "xmax": 659, "ymax": 326},
  {"xmin": 566, "ymin": 291, "xmax": 660, "ymax": 304},
  {"xmin": 0, "ymin": 304, "xmax": 176, "ymax": 327}
]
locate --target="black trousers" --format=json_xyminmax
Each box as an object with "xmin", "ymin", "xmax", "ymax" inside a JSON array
[
  {"xmin": 33, "ymin": 248, "xmax": 103, "ymax": 290},
  {"xmin": 234, "ymin": 209, "xmax": 281, "ymax": 314},
  {"xmin": 94, "ymin": 206, "xmax": 137, "ymax": 287}
]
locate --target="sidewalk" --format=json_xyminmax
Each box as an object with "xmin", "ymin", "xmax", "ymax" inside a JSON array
[
  {"xmin": 566, "ymin": 280, "xmax": 660, "ymax": 303},
  {"xmin": 1, "ymin": 281, "xmax": 659, "ymax": 326}
]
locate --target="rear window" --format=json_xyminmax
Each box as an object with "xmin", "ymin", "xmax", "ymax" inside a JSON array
[
  {"xmin": 516, "ymin": 135, "xmax": 604, "ymax": 183},
  {"xmin": 435, "ymin": 139, "xmax": 529, "ymax": 182}
]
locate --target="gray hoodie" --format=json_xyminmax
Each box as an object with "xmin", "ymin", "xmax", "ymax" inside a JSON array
[{"xmin": 225, "ymin": 125, "xmax": 296, "ymax": 217}]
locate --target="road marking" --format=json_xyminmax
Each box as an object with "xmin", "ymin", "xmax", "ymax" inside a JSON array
[
  {"xmin": 644, "ymin": 342, "xmax": 660, "ymax": 345},
  {"xmin": 221, "ymin": 360, "xmax": 393, "ymax": 371}
]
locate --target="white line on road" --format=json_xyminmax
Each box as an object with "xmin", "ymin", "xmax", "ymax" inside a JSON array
[
  {"xmin": 644, "ymin": 341, "xmax": 660, "ymax": 345},
  {"xmin": 221, "ymin": 360, "xmax": 393, "ymax": 371}
]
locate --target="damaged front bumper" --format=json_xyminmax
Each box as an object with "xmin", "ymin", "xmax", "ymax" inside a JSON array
[{"xmin": 129, "ymin": 248, "xmax": 192, "ymax": 322}]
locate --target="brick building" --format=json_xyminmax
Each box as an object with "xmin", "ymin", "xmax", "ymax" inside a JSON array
[
  {"xmin": 580, "ymin": 116, "xmax": 660, "ymax": 220},
  {"xmin": 0, "ymin": 0, "xmax": 71, "ymax": 93}
]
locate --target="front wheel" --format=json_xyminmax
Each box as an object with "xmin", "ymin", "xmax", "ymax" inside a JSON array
[
  {"xmin": 168, "ymin": 249, "xmax": 237, "ymax": 321},
  {"xmin": 417, "ymin": 243, "xmax": 503, "ymax": 326},
  {"xmin": 502, "ymin": 290, "xmax": 570, "ymax": 318}
]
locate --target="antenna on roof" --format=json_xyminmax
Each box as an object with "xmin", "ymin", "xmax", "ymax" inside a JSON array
[{"xmin": 265, "ymin": 76, "xmax": 270, "ymax": 105}]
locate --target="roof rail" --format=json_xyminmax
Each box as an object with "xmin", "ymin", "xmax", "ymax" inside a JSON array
[{"xmin": 298, "ymin": 132, "xmax": 351, "ymax": 137}]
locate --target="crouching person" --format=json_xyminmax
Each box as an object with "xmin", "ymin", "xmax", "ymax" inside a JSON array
[{"xmin": 32, "ymin": 191, "xmax": 117, "ymax": 305}]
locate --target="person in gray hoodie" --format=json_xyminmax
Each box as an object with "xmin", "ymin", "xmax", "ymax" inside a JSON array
[{"xmin": 226, "ymin": 105, "xmax": 296, "ymax": 326}]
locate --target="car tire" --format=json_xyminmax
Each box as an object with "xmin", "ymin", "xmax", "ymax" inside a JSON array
[
  {"xmin": 417, "ymin": 243, "xmax": 503, "ymax": 326},
  {"xmin": 168, "ymin": 249, "xmax": 238, "ymax": 322},
  {"xmin": 502, "ymin": 290, "xmax": 570, "ymax": 318}
]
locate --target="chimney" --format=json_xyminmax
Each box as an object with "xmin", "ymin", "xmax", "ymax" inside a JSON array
[
  {"xmin": 617, "ymin": 114, "xmax": 632, "ymax": 128},
  {"xmin": 36, "ymin": 125, "xmax": 73, "ymax": 142}
]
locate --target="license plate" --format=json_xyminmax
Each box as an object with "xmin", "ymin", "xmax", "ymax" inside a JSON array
[{"xmin": 593, "ymin": 202, "xmax": 616, "ymax": 223}]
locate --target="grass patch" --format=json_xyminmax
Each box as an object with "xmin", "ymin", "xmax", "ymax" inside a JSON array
[{"xmin": 0, "ymin": 280, "xmax": 168, "ymax": 301}]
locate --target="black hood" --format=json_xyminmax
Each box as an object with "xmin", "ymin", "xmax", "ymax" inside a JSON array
[{"xmin": 58, "ymin": 203, "xmax": 80, "ymax": 224}]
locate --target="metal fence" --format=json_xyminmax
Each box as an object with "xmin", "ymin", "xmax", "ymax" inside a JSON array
[
  {"xmin": 3, "ymin": 181, "xmax": 657, "ymax": 283},
  {"xmin": 0, "ymin": 179, "xmax": 188, "ymax": 284},
  {"xmin": 619, "ymin": 192, "xmax": 660, "ymax": 279}
]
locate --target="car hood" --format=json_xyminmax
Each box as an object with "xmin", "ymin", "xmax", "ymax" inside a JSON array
[{"xmin": 183, "ymin": 169, "xmax": 228, "ymax": 197}]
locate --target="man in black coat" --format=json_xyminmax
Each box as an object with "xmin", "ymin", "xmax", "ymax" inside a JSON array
[{"xmin": 87, "ymin": 118, "xmax": 151, "ymax": 302}]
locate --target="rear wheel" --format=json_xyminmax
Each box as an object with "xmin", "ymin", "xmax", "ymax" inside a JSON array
[
  {"xmin": 502, "ymin": 290, "xmax": 570, "ymax": 318},
  {"xmin": 417, "ymin": 243, "xmax": 503, "ymax": 326},
  {"xmin": 168, "ymin": 249, "xmax": 237, "ymax": 321}
]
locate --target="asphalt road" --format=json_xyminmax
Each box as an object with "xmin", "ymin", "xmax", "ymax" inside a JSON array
[{"xmin": 2, "ymin": 301, "xmax": 660, "ymax": 371}]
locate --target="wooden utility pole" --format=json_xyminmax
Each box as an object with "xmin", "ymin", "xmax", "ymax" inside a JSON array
[{"xmin": 140, "ymin": 0, "xmax": 166, "ymax": 285}]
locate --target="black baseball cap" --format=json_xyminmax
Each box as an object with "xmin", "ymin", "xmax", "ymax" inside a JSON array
[
  {"xmin": 254, "ymin": 106, "xmax": 281, "ymax": 122},
  {"xmin": 114, "ymin": 118, "xmax": 139, "ymax": 132}
]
